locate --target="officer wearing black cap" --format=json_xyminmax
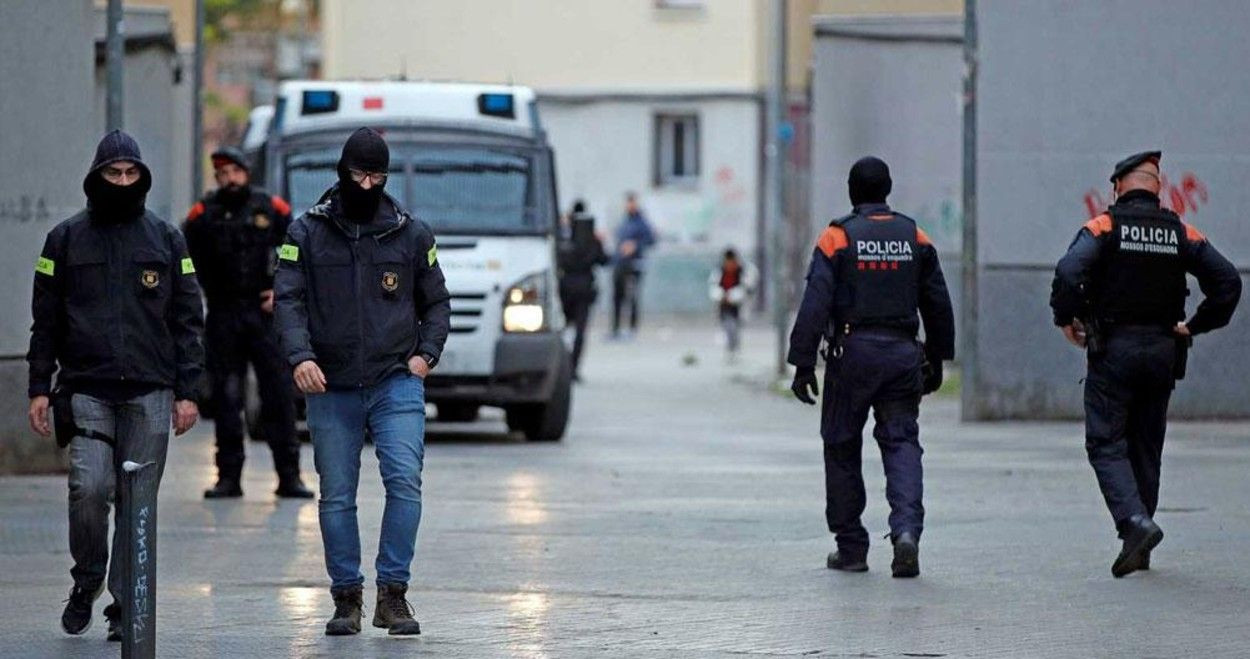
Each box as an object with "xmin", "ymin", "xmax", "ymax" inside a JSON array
[
  {"xmin": 184, "ymin": 145, "xmax": 312, "ymax": 499},
  {"xmin": 1051, "ymin": 150, "xmax": 1241, "ymax": 577},
  {"xmin": 787, "ymin": 156, "xmax": 955, "ymax": 578}
]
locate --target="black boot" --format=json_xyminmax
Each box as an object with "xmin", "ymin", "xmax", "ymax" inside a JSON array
[
  {"xmin": 826, "ymin": 550, "xmax": 868, "ymax": 572},
  {"xmin": 891, "ymin": 532, "xmax": 920, "ymax": 578},
  {"xmin": 203, "ymin": 478, "xmax": 243, "ymax": 499},
  {"xmin": 1112, "ymin": 514, "xmax": 1163, "ymax": 578},
  {"xmin": 275, "ymin": 476, "xmax": 315, "ymax": 499},
  {"xmin": 325, "ymin": 585, "xmax": 363, "ymax": 636},
  {"xmin": 60, "ymin": 583, "xmax": 103, "ymax": 635},
  {"xmin": 373, "ymin": 583, "xmax": 422, "ymax": 635},
  {"xmin": 103, "ymin": 602, "xmax": 122, "ymax": 642}
]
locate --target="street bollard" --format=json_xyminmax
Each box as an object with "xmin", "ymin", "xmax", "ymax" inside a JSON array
[{"xmin": 119, "ymin": 460, "xmax": 158, "ymax": 659}]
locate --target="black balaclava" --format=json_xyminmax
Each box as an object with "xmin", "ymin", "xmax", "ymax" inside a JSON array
[
  {"xmin": 211, "ymin": 145, "xmax": 252, "ymax": 208},
  {"xmin": 337, "ymin": 127, "xmax": 389, "ymax": 222},
  {"xmin": 83, "ymin": 129, "xmax": 152, "ymax": 222},
  {"xmin": 847, "ymin": 156, "xmax": 892, "ymax": 207}
]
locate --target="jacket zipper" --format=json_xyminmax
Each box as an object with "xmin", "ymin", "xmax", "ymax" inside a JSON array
[{"xmin": 352, "ymin": 225, "xmax": 365, "ymax": 388}]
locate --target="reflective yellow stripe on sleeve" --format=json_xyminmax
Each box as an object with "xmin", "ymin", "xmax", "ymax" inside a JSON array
[
  {"xmin": 35, "ymin": 256, "xmax": 55, "ymax": 276},
  {"xmin": 279, "ymin": 244, "xmax": 300, "ymax": 262},
  {"xmin": 181, "ymin": 257, "xmax": 196, "ymax": 275},
  {"xmin": 427, "ymin": 244, "xmax": 438, "ymax": 266}
]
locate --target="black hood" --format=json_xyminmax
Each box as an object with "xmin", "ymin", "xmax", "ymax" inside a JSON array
[
  {"xmin": 83, "ymin": 129, "xmax": 152, "ymax": 220},
  {"xmin": 848, "ymin": 156, "xmax": 892, "ymax": 207}
]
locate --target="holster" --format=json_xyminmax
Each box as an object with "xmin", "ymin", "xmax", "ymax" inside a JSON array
[
  {"xmin": 51, "ymin": 387, "xmax": 77, "ymax": 449},
  {"xmin": 1173, "ymin": 335, "xmax": 1193, "ymax": 380},
  {"xmin": 819, "ymin": 323, "xmax": 848, "ymax": 363},
  {"xmin": 1084, "ymin": 317, "xmax": 1106, "ymax": 357}
]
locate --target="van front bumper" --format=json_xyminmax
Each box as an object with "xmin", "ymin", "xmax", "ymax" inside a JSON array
[{"xmin": 424, "ymin": 331, "xmax": 565, "ymax": 406}]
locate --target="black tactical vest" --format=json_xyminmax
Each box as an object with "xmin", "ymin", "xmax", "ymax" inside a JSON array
[
  {"xmin": 836, "ymin": 210, "xmax": 921, "ymax": 327},
  {"xmin": 199, "ymin": 189, "xmax": 281, "ymax": 298},
  {"xmin": 1093, "ymin": 204, "xmax": 1187, "ymax": 325}
]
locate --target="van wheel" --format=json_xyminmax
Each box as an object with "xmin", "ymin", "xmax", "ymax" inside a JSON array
[
  {"xmin": 437, "ymin": 403, "xmax": 480, "ymax": 422},
  {"xmin": 505, "ymin": 358, "xmax": 572, "ymax": 442}
]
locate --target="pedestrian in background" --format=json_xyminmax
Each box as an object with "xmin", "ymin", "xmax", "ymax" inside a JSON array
[
  {"xmin": 610, "ymin": 191, "xmax": 656, "ymax": 339},
  {"xmin": 558, "ymin": 200, "xmax": 609, "ymax": 382},
  {"xmin": 708, "ymin": 248, "xmax": 757, "ymax": 362},
  {"xmin": 28, "ymin": 130, "xmax": 205, "ymax": 642},
  {"xmin": 275, "ymin": 128, "xmax": 451, "ymax": 636},
  {"xmin": 787, "ymin": 156, "xmax": 955, "ymax": 578},
  {"xmin": 1050, "ymin": 150, "xmax": 1240, "ymax": 577},
  {"xmin": 184, "ymin": 146, "xmax": 312, "ymax": 500}
]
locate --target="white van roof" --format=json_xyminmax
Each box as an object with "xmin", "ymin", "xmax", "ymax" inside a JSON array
[{"xmin": 274, "ymin": 80, "xmax": 540, "ymax": 138}]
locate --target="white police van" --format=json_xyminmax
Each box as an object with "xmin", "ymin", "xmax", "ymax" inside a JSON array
[{"xmin": 257, "ymin": 81, "xmax": 571, "ymax": 441}]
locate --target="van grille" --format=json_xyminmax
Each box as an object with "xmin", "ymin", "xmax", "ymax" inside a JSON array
[{"xmin": 448, "ymin": 292, "xmax": 487, "ymax": 334}]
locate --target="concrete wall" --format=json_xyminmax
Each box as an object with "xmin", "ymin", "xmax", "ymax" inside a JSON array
[
  {"xmin": 0, "ymin": 0, "xmax": 98, "ymax": 473},
  {"xmin": 809, "ymin": 15, "xmax": 965, "ymax": 340},
  {"xmin": 971, "ymin": 0, "xmax": 1250, "ymax": 419}
]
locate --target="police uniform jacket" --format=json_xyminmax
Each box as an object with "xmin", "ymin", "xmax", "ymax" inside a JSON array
[
  {"xmin": 274, "ymin": 185, "xmax": 452, "ymax": 389},
  {"xmin": 183, "ymin": 188, "xmax": 291, "ymax": 304}
]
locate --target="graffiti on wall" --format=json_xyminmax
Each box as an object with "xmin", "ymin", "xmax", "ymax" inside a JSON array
[
  {"xmin": 912, "ymin": 198, "xmax": 962, "ymax": 252},
  {"xmin": 0, "ymin": 195, "xmax": 52, "ymax": 224},
  {"xmin": 1083, "ymin": 172, "xmax": 1209, "ymax": 219},
  {"xmin": 659, "ymin": 165, "xmax": 748, "ymax": 245}
]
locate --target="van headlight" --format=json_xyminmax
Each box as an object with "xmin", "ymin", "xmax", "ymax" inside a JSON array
[{"xmin": 503, "ymin": 271, "xmax": 548, "ymax": 332}]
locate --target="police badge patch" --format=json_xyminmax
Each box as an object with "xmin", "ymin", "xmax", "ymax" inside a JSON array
[
  {"xmin": 253, "ymin": 213, "xmax": 271, "ymax": 229},
  {"xmin": 381, "ymin": 271, "xmax": 399, "ymax": 292},
  {"xmin": 141, "ymin": 270, "xmax": 160, "ymax": 289}
]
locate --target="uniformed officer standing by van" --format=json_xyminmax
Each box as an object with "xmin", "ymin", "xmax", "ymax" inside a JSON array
[
  {"xmin": 1051, "ymin": 150, "xmax": 1240, "ymax": 577},
  {"xmin": 787, "ymin": 156, "xmax": 955, "ymax": 578},
  {"xmin": 275, "ymin": 127, "xmax": 451, "ymax": 636},
  {"xmin": 184, "ymin": 146, "xmax": 312, "ymax": 499}
]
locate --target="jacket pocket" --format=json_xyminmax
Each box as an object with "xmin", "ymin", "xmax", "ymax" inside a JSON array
[
  {"xmin": 307, "ymin": 250, "xmax": 355, "ymax": 347},
  {"xmin": 65, "ymin": 249, "xmax": 107, "ymax": 306}
]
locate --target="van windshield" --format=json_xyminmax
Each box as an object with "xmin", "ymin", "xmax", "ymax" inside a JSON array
[{"xmin": 284, "ymin": 143, "xmax": 547, "ymax": 235}]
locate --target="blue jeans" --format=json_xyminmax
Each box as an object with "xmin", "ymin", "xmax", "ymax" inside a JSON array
[{"xmin": 306, "ymin": 372, "xmax": 426, "ymax": 589}]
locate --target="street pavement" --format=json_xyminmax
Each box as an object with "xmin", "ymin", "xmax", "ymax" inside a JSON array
[{"xmin": 2, "ymin": 318, "xmax": 1249, "ymax": 658}]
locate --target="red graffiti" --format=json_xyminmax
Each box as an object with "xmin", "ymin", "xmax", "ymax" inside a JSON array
[{"xmin": 1083, "ymin": 172, "xmax": 1209, "ymax": 219}]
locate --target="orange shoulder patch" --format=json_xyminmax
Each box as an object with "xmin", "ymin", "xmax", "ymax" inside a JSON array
[
  {"xmin": 816, "ymin": 226, "xmax": 849, "ymax": 257},
  {"xmin": 1083, "ymin": 213, "xmax": 1112, "ymax": 237},
  {"xmin": 270, "ymin": 195, "xmax": 292, "ymax": 216},
  {"xmin": 916, "ymin": 227, "xmax": 933, "ymax": 247},
  {"xmin": 185, "ymin": 201, "xmax": 205, "ymax": 222},
  {"xmin": 1183, "ymin": 222, "xmax": 1207, "ymax": 243}
]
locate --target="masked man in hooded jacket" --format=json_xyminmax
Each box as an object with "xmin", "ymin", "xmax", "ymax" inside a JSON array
[
  {"xmin": 274, "ymin": 128, "xmax": 451, "ymax": 636},
  {"xmin": 28, "ymin": 130, "xmax": 206, "ymax": 642}
]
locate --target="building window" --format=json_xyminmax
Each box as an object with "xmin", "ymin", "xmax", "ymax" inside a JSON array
[{"xmin": 654, "ymin": 113, "xmax": 700, "ymax": 187}]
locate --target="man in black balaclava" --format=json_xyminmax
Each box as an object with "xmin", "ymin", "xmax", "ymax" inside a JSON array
[
  {"xmin": 557, "ymin": 200, "xmax": 609, "ymax": 381},
  {"xmin": 184, "ymin": 145, "xmax": 311, "ymax": 500},
  {"xmin": 29, "ymin": 130, "xmax": 206, "ymax": 641},
  {"xmin": 275, "ymin": 127, "xmax": 451, "ymax": 636},
  {"xmin": 786, "ymin": 155, "xmax": 955, "ymax": 577},
  {"xmin": 337, "ymin": 126, "xmax": 390, "ymax": 221}
]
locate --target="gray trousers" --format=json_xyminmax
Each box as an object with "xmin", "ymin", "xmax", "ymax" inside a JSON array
[{"xmin": 67, "ymin": 390, "xmax": 172, "ymax": 603}]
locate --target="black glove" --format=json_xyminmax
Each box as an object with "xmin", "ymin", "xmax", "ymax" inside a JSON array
[
  {"xmin": 921, "ymin": 357, "xmax": 943, "ymax": 395},
  {"xmin": 791, "ymin": 367, "xmax": 819, "ymax": 405}
]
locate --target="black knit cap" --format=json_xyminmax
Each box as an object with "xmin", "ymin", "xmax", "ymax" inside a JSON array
[
  {"xmin": 211, "ymin": 145, "xmax": 250, "ymax": 172},
  {"xmin": 1110, "ymin": 150, "xmax": 1161, "ymax": 183},
  {"xmin": 848, "ymin": 156, "xmax": 892, "ymax": 206},
  {"xmin": 338, "ymin": 127, "xmax": 389, "ymax": 173}
]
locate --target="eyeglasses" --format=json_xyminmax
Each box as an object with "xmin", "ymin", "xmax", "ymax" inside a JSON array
[
  {"xmin": 102, "ymin": 165, "xmax": 141, "ymax": 184},
  {"xmin": 348, "ymin": 169, "xmax": 387, "ymax": 186}
]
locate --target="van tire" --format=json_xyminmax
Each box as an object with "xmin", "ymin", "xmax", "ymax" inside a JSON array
[{"xmin": 505, "ymin": 357, "xmax": 572, "ymax": 442}]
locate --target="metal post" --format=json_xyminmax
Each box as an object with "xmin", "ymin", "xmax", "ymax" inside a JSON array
[
  {"xmin": 960, "ymin": 0, "xmax": 979, "ymax": 420},
  {"xmin": 765, "ymin": 0, "xmax": 789, "ymax": 377},
  {"xmin": 119, "ymin": 460, "xmax": 158, "ymax": 659},
  {"xmin": 105, "ymin": 0, "xmax": 124, "ymax": 131},
  {"xmin": 192, "ymin": 0, "xmax": 205, "ymax": 200}
]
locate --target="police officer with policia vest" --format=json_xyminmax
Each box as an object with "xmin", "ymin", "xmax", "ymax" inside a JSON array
[
  {"xmin": 1051, "ymin": 150, "xmax": 1240, "ymax": 577},
  {"xmin": 28, "ymin": 130, "xmax": 206, "ymax": 641},
  {"xmin": 787, "ymin": 157, "xmax": 955, "ymax": 578},
  {"xmin": 275, "ymin": 128, "xmax": 451, "ymax": 636},
  {"xmin": 184, "ymin": 146, "xmax": 312, "ymax": 499}
]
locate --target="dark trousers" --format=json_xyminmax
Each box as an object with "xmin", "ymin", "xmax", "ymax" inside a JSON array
[
  {"xmin": 611, "ymin": 266, "xmax": 642, "ymax": 334},
  {"xmin": 561, "ymin": 291, "xmax": 594, "ymax": 375},
  {"xmin": 821, "ymin": 331, "xmax": 924, "ymax": 554},
  {"xmin": 719, "ymin": 304, "xmax": 741, "ymax": 353},
  {"xmin": 1084, "ymin": 328, "xmax": 1176, "ymax": 534},
  {"xmin": 67, "ymin": 390, "xmax": 171, "ymax": 601},
  {"xmin": 206, "ymin": 302, "xmax": 300, "ymax": 481}
]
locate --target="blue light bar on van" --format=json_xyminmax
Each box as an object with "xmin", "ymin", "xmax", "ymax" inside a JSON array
[
  {"xmin": 301, "ymin": 90, "xmax": 339, "ymax": 115},
  {"xmin": 478, "ymin": 93, "xmax": 515, "ymax": 119}
]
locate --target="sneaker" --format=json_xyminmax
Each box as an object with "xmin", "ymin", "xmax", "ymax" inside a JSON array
[
  {"xmin": 103, "ymin": 602, "xmax": 122, "ymax": 642},
  {"xmin": 826, "ymin": 551, "xmax": 869, "ymax": 572},
  {"xmin": 325, "ymin": 585, "xmax": 363, "ymax": 636},
  {"xmin": 372, "ymin": 583, "xmax": 421, "ymax": 636},
  {"xmin": 891, "ymin": 532, "xmax": 920, "ymax": 578},
  {"xmin": 60, "ymin": 583, "xmax": 103, "ymax": 635}
]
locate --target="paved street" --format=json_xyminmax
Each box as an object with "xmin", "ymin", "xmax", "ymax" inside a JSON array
[{"xmin": 2, "ymin": 319, "xmax": 1249, "ymax": 658}]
